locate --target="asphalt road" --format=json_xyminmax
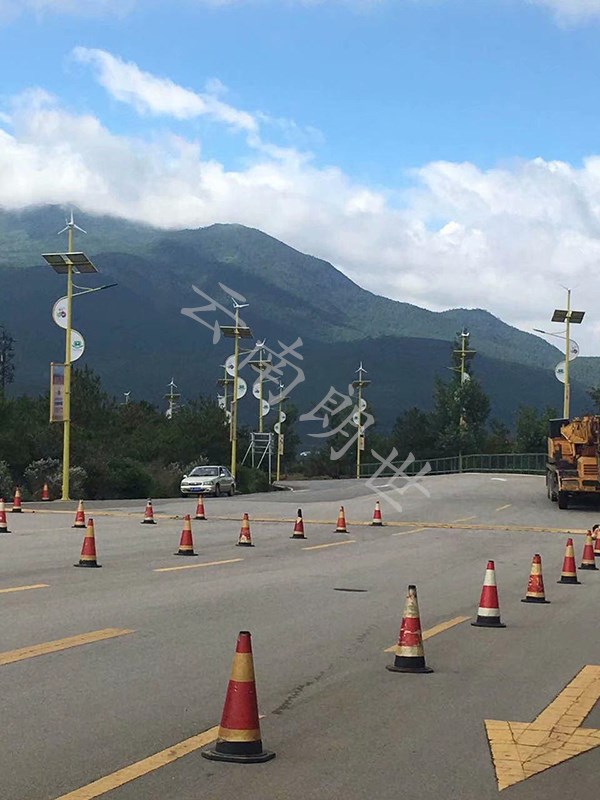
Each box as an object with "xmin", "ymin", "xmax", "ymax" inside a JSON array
[{"xmin": 1, "ymin": 474, "xmax": 599, "ymax": 800}]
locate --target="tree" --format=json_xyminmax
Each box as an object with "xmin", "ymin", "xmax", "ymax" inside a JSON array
[
  {"xmin": 485, "ymin": 419, "xmax": 512, "ymax": 454},
  {"xmin": 514, "ymin": 406, "xmax": 558, "ymax": 453},
  {"xmin": 390, "ymin": 407, "xmax": 438, "ymax": 459},
  {"xmin": 588, "ymin": 386, "xmax": 600, "ymax": 414},
  {"xmin": 0, "ymin": 325, "xmax": 15, "ymax": 395}
]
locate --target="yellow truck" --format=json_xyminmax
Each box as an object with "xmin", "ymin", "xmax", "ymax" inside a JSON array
[{"xmin": 546, "ymin": 416, "xmax": 600, "ymax": 509}]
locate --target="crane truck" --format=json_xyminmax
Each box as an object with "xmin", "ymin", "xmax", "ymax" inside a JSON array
[{"xmin": 546, "ymin": 415, "xmax": 600, "ymax": 509}]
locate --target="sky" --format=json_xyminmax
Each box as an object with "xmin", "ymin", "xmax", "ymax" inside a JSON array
[{"xmin": 2, "ymin": 0, "xmax": 600, "ymax": 353}]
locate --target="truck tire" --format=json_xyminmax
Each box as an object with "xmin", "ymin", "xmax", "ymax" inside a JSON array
[{"xmin": 558, "ymin": 491, "xmax": 569, "ymax": 510}]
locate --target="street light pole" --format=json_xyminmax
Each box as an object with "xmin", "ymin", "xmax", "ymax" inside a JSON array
[
  {"xmin": 551, "ymin": 290, "xmax": 585, "ymax": 420},
  {"xmin": 220, "ymin": 303, "xmax": 252, "ymax": 480},
  {"xmin": 276, "ymin": 382, "xmax": 284, "ymax": 483},
  {"xmin": 352, "ymin": 363, "xmax": 371, "ymax": 479}
]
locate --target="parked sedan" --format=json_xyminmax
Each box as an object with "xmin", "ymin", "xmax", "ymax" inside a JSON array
[{"xmin": 180, "ymin": 465, "xmax": 236, "ymax": 497}]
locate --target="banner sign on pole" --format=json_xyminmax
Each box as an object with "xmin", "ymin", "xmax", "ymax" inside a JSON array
[{"xmin": 50, "ymin": 362, "xmax": 65, "ymax": 422}]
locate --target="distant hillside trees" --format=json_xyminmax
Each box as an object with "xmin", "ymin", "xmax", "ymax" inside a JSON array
[{"xmin": 0, "ymin": 325, "xmax": 15, "ymax": 395}]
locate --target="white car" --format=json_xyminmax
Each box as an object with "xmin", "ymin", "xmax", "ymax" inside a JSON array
[{"xmin": 180, "ymin": 465, "xmax": 236, "ymax": 497}]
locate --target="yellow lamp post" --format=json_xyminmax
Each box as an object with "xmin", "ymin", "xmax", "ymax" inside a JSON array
[
  {"xmin": 220, "ymin": 302, "xmax": 252, "ymax": 479},
  {"xmin": 352, "ymin": 363, "xmax": 371, "ymax": 479},
  {"xmin": 551, "ymin": 289, "xmax": 585, "ymax": 420}
]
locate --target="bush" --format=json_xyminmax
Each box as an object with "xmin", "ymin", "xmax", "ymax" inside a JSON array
[
  {"xmin": 236, "ymin": 465, "xmax": 271, "ymax": 494},
  {"xmin": 23, "ymin": 458, "xmax": 87, "ymax": 500},
  {"xmin": 0, "ymin": 460, "xmax": 13, "ymax": 500},
  {"xmin": 83, "ymin": 458, "xmax": 152, "ymax": 499}
]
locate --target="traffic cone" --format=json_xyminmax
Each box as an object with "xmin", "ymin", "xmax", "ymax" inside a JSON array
[
  {"xmin": 521, "ymin": 554, "xmax": 550, "ymax": 603},
  {"xmin": 594, "ymin": 525, "xmax": 600, "ymax": 558},
  {"xmin": 471, "ymin": 560, "xmax": 506, "ymax": 627},
  {"xmin": 141, "ymin": 499, "xmax": 156, "ymax": 525},
  {"xmin": 0, "ymin": 499, "xmax": 11, "ymax": 534},
  {"xmin": 558, "ymin": 538, "xmax": 580, "ymax": 584},
  {"xmin": 41, "ymin": 483, "xmax": 50, "ymax": 501},
  {"xmin": 72, "ymin": 499, "xmax": 86, "ymax": 529},
  {"xmin": 237, "ymin": 513, "xmax": 254, "ymax": 547},
  {"xmin": 290, "ymin": 508, "xmax": 306, "ymax": 539},
  {"xmin": 11, "ymin": 487, "xmax": 22, "ymax": 513},
  {"xmin": 371, "ymin": 500, "xmax": 383, "ymax": 526},
  {"xmin": 74, "ymin": 518, "xmax": 101, "ymax": 568},
  {"xmin": 386, "ymin": 584, "xmax": 433, "ymax": 674},
  {"xmin": 175, "ymin": 515, "xmax": 197, "ymax": 556},
  {"xmin": 580, "ymin": 532, "xmax": 598, "ymax": 571},
  {"xmin": 202, "ymin": 631, "xmax": 275, "ymax": 763},
  {"xmin": 194, "ymin": 496, "xmax": 206, "ymax": 521},
  {"xmin": 335, "ymin": 505, "xmax": 348, "ymax": 533}
]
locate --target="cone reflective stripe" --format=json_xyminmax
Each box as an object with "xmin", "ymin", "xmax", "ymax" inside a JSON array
[
  {"xmin": 335, "ymin": 506, "xmax": 348, "ymax": 533},
  {"xmin": 371, "ymin": 500, "xmax": 383, "ymax": 526},
  {"xmin": 0, "ymin": 498, "xmax": 11, "ymax": 533},
  {"xmin": 194, "ymin": 496, "xmax": 206, "ymax": 521},
  {"xmin": 291, "ymin": 508, "xmax": 306, "ymax": 539},
  {"xmin": 580, "ymin": 532, "xmax": 598, "ymax": 570},
  {"xmin": 237, "ymin": 513, "xmax": 254, "ymax": 547},
  {"xmin": 471, "ymin": 560, "xmax": 506, "ymax": 627},
  {"xmin": 141, "ymin": 499, "xmax": 156, "ymax": 525},
  {"xmin": 11, "ymin": 488, "xmax": 22, "ymax": 513},
  {"xmin": 558, "ymin": 538, "xmax": 580, "ymax": 584},
  {"xmin": 386, "ymin": 585, "xmax": 433, "ymax": 674},
  {"xmin": 521, "ymin": 554, "xmax": 550, "ymax": 603},
  {"xmin": 202, "ymin": 631, "xmax": 275, "ymax": 763},
  {"xmin": 74, "ymin": 518, "xmax": 101, "ymax": 568},
  {"xmin": 594, "ymin": 526, "xmax": 600, "ymax": 557},
  {"xmin": 72, "ymin": 500, "xmax": 86, "ymax": 528},
  {"xmin": 175, "ymin": 515, "xmax": 197, "ymax": 556}
]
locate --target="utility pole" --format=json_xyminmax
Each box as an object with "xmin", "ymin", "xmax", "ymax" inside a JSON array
[
  {"xmin": 552, "ymin": 290, "xmax": 585, "ymax": 420},
  {"xmin": 220, "ymin": 303, "xmax": 252, "ymax": 479},
  {"xmin": 352, "ymin": 362, "xmax": 371, "ymax": 479}
]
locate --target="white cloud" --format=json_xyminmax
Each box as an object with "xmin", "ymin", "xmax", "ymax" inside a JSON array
[
  {"xmin": 3, "ymin": 72, "xmax": 600, "ymax": 353},
  {"xmin": 529, "ymin": 0, "xmax": 600, "ymax": 21},
  {"xmin": 73, "ymin": 48, "xmax": 258, "ymax": 133}
]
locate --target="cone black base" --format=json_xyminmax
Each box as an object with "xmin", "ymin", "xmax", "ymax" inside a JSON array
[
  {"xmin": 202, "ymin": 749, "xmax": 275, "ymax": 764},
  {"xmin": 74, "ymin": 562, "xmax": 102, "ymax": 568},
  {"xmin": 521, "ymin": 597, "xmax": 550, "ymax": 604},
  {"xmin": 557, "ymin": 577, "xmax": 580, "ymax": 584},
  {"xmin": 194, "ymin": 516, "xmax": 206, "ymax": 521},
  {"xmin": 580, "ymin": 564, "xmax": 598, "ymax": 571},
  {"xmin": 386, "ymin": 663, "xmax": 434, "ymax": 674},
  {"xmin": 174, "ymin": 551, "xmax": 197, "ymax": 556},
  {"xmin": 11, "ymin": 509, "xmax": 22, "ymax": 513},
  {"xmin": 371, "ymin": 522, "xmax": 383, "ymax": 527},
  {"xmin": 0, "ymin": 527, "xmax": 11, "ymax": 534},
  {"xmin": 290, "ymin": 534, "xmax": 306, "ymax": 539},
  {"xmin": 72, "ymin": 524, "xmax": 86, "ymax": 529},
  {"xmin": 471, "ymin": 619, "xmax": 506, "ymax": 627},
  {"xmin": 141, "ymin": 520, "xmax": 156, "ymax": 525},
  {"xmin": 237, "ymin": 542, "xmax": 254, "ymax": 547},
  {"xmin": 335, "ymin": 529, "xmax": 347, "ymax": 533}
]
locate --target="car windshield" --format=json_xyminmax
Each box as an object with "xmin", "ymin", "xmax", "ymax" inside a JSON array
[{"xmin": 189, "ymin": 467, "xmax": 219, "ymax": 477}]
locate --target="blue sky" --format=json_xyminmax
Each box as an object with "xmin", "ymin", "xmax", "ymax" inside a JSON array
[{"xmin": 2, "ymin": 0, "xmax": 600, "ymax": 351}]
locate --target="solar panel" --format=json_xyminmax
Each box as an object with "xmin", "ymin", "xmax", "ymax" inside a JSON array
[{"xmin": 42, "ymin": 252, "xmax": 98, "ymax": 274}]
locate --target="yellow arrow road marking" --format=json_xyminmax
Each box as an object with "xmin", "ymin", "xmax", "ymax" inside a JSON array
[
  {"xmin": 495, "ymin": 504, "xmax": 512, "ymax": 511},
  {"xmin": 154, "ymin": 558, "xmax": 243, "ymax": 573},
  {"xmin": 0, "ymin": 628, "xmax": 134, "ymax": 667},
  {"xmin": 385, "ymin": 615, "xmax": 470, "ymax": 652},
  {"xmin": 0, "ymin": 583, "xmax": 49, "ymax": 594},
  {"xmin": 485, "ymin": 665, "xmax": 600, "ymax": 791}
]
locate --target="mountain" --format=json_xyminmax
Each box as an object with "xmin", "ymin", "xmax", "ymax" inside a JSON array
[{"xmin": 0, "ymin": 205, "xmax": 595, "ymax": 431}]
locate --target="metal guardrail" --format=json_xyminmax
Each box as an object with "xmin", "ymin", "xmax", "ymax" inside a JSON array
[{"xmin": 359, "ymin": 452, "xmax": 546, "ymax": 479}]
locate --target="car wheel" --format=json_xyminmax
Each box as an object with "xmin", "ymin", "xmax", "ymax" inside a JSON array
[
  {"xmin": 214, "ymin": 484, "xmax": 221, "ymax": 498},
  {"xmin": 558, "ymin": 491, "xmax": 569, "ymax": 510},
  {"xmin": 229, "ymin": 484, "xmax": 235, "ymax": 496}
]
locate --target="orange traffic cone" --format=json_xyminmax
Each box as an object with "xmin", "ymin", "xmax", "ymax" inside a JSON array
[
  {"xmin": 194, "ymin": 496, "xmax": 207, "ymax": 521},
  {"xmin": 11, "ymin": 487, "xmax": 22, "ymax": 513},
  {"xmin": 237, "ymin": 513, "xmax": 254, "ymax": 547},
  {"xmin": 0, "ymin": 498, "xmax": 11, "ymax": 534},
  {"xmin": 521, "ymin": 554, "xmax": 550, "ymax": 603},
  {"xmin": 387, "ymin": 584, "xmax": 433, "ymax": 674},
  {"xmin": 175, "ymin": 515, "xmax": 197, "ymax": 556},
  {"xmin": 202, "ymin": 631, "xmax": 275, "ymax": 763},
  {"xmin": 371, "ymin": 500, "xmax": 383, "ymax": 526},
  {"xmin": 580, "ymin": 532, "xmax": 598, "ymax": 571},
  {"xmin": 72, "ymin": 500, "xmax": 86, "ymax": 529},
  {"xmin": 594, "ymin": 525, "xmax": 600, "ymax": 558},
  {"xmin": 472, "ymin": 560, "xmax": 506, "ymax": 627},
  {"xmin": 291, "ymin": 508, "xmax": 306, "ymax": 539},
  {"xmin": 41, "ymin": 483, "xmax": 50, "ymax": 501},
  {"xmin": 141, "ymin": 499, "xmax": 156, "ymax": 525},
  {"xmin": 335, "ymin": 505, "xmax": 348, "ymax": 533},
  {"xmin": 558, "ymin": 538, "xmax": 580, "ymax": 584},
  {"xmin": 74, "ymin": 518, "xmax": 101, "ymax": 568}
]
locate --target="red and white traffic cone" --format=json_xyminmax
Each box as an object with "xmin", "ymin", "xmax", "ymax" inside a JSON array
[
  {"xmin": 558, "ymin": 538, "xmax": 580, "ymax": 584},
  {"xmin": 580, "ymin": 532, "xmax": 598, "ymax": 571},
  {"xmin": 11, "ymin": 488, "xmax": 22, "ymax": 513},
  {"xmin": 0, "ymin": 498, "xmax": 11, "ymax": 534},
  {"xmin": 194, "ymin": 496, "xmax": 207, "ymax": 521},
  {"xmin": 41, "ymin": 483, "xmax": 50, "ymax": 501},
  {"xmin": 371, "ymin": 500, "xmax": 383, "ymax": 526},
  {"xmin": 74, "ymin": 519, "xmax": 101, "ymax": 568},
  {"xmin": 72, "ymin": 500, "xmax": 86, "ymax": 529},
  {"xmin": 521, "ymin": 554, "xmax": 550, "ymax": 604},
  {"xmin": 291, "ymin": 508, "xmax": 306, "ymax": 539},
  {"xmin": 335, "ymin": 506, "xmax": 348, "ymax": 533},
  {"xmin": 141, "ymin": 499, "xmax": 156, "ymax": 525},
  {"xmin": 237, "ymin": 513, "xmax": 254, "ymax": 547},
  {"xmin": 175, "ymin": 515, "xmax": 197, "ymax": 556},
  {"xmin": 471, "ymin": 560, "xmax": 506, "ymax": 627},
  {"xmin": 387, "ymin": 584, "xmax": 433, "ymax": 674},
  {"xmin": 594, "ymin": 525, "xmax": 600, "ymax": 558}
]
